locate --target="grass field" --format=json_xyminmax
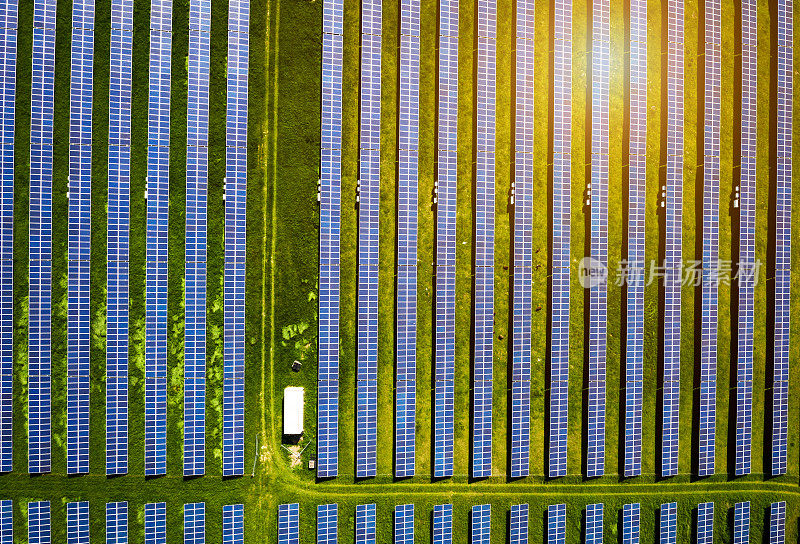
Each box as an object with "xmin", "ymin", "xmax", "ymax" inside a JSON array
[{"xmin": 1, "ymin": 0, "xmax": 800, "ymax": 542}]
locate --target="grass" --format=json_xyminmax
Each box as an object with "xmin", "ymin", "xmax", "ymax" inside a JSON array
[{"xmin": 1, "ymin": 0, "xmax": 800, "ymax": 543}]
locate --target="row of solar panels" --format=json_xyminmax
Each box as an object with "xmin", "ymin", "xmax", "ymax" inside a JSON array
[{"xmin": 0, "ymin": 501, "xmax": 244, "ymax": 544}]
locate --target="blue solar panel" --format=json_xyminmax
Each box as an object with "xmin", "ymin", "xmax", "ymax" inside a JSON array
[
  {"xmin": 734, "ymin": 503, "xmax": 749, "ymax": 544},
  {"xmin": 144, "ymin": 503, "xmax": 166, "ymax": 544},
  {"xmin": 28, "ymin": 0, "xmax": 56, "ymax": 476},
  {"xmin": 278, "ymin": 504, "xmax": 299, "ymax": 544},
  {"xmin": 547, "ymin": 505, "xmax": 565, "ymax": 544},
  {"xmin": 772, "ymin": 0, "xmax": 792, "ymax": 477},
  {"xmin": 0, "ymin": 0, "xmax": 16, "ymax": 476},
  {"xmin": 549, "ymin": 0, "xmax": 571, "ymax": 478},
  {"xmin": 66, "ymin": 0, "xmax": 94, "ymax": 474},
  {"xmin": 224, "ymin": 0, "xmax": 249, "ymax": 478},
  {"xmin": 145, "ymin": 0, "xmax": 172, "ymax": 477},
  {"xmin": 433, "ymin": 505, "xmax": 452, "ymax": 544},
  {"xmin": 0, "ymin": 501, "xmax": 10, "ymax": 544},
  {"xmin": 223, "ymin": 505, "xmax": 244, "ymax": 544},
  {"xmin": 184, "ymin": 503, "xmax": 205, "ymax": 544},
  {"xmin": 106, "ymin": 502, "xmax": 128, "ymax": 544},
  {"xmin": 317, "ymin": 505, "xmax": 337, "ymax": 544},
  {"xmin": 770, "ymin": 502, "xmax": 785, "ymax": 544},
  {"xmin": 355, "ymin": 505, "xmax": 376, "ymax": 544},
  {"xmin": 585, "ymin": 504, "xmax": 602, "ymax": 544},
  {"xmin": 66, "ymin": 502, "xmax": 89, "ymax": 544},
  {"xmin": 662, "ymin": 0, "xmax": 684, "ymax": 479},
  {"xmin": 356, "ymin": 380, "xmax": 377, "ymax": 477},
  {"xmin": 510, "ymin": 505, "xmax": 528, "ymax": 544},
  {"xmin": 394, "ymin": 505, "xmax": 413, "ymax": 544},
  {"xmin": 471, "ymin": 505, "xmax": 490, "ymax": 544},
  {"xmin": 696, "ymin": 503, "xmax": 713, "ymax": 544},
  {"xmin": 660, "ymin": 503, "xmax": 676, "ymax": 544},
  {"xmin": 622, "ymin": 504, "xmax": 639, "ymax": 544},
  {"xmin": 28, "ymin": 501, "xmax": 50, "ymax": 544}
]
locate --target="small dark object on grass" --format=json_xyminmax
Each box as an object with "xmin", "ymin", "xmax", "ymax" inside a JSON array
[
  {"xmin": 535, "ymin": 305, "xmax": 542, "ymax": 312},
  {"xmin": 291, "ymin": 360, "xmax": 302, "ymax": 372},
  {"xmin": 499, "ymin": 334, "xmax": 504, "ymax": 340}
]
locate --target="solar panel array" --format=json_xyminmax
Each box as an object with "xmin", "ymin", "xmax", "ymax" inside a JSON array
[
  {"xmin": 696, "ymin": 503, "xmax": 713, "ymax": 544},
  {"xmin": 587, "ymin": 0, "xmax": 610, "ymax": 479},
  {"xmin": 661, "ymin": 0, "xmax": 684, "ymax": 478},
  {"xmin": 107, "ymin": 0, "xmax": 133, "ymax": 476},
  {"xmin": 585, "ymin": 504, "xmax": 602, "ymax": 544},
  {"xmin": 356, "ymin": 0, "xmax": 382, "ymax": 479},
  {"xmin": 433, "ymin": 0, "xmax": 458, "ymax": 479},
  {"xmin": 472, "ymin": 0, "xmax": 496, "ymax": 480},
  {"xmin": 356, "ymin": 505, "xmax": 376, "ymax": 544},
  {"xmin": 0, "ymin": 500, "xmax": 10, "ymax": 544},
  {"xmin": 509, "ymin": 504, "xmax": 528, "ymax": 544},
  {"xmin": 736, "ymin": 0, "xmax": 757, "ymax": 477},
  {"xmin": 511, "ymin": 0, "xmax": 533, "ymax": 480},
  {"xmin": 0, "ymin": 0, "xmax": 15, "ymax": 475},
  {"xmin": 67, "ymin": 502, "xmax": 90, "ymax": 544},
  {"xmin": 547, "ymin": 505, "xmax": 565, "ymax": 544},
  {"xmin": 395, "ymin": 505, "xmax": 414, "ymax": 544},
  {"xmin": 734, "ymin": 502, "xmax": 750, "ymax": 544},
  {"xmin": 622, "ymin": 504, "xmax": 639, "ymax": 544},
  {"xmin": 770, "ymin": 502, "xmax": 785, "ymax": 544},
  {"xmin": 772, "ymin": 0, "xmax": 792, "ymax": 477},
  {"xmin": 29, "ymin": 0, "xmax": 56, "ymax": 475},
  {"xmin": 184, "ymin": 0, "xmax": 211, "ymax": 478},
  {"xmin": 698, "ymin": 0, "xmax": 721, "ymax": 478},
  {"xmin": 426, "ymin": 505, "xmax": 449, "ymax": 544},
  {"xmin": 471, "ymin": 505, "xmax": 490, "ymax": 544},
  {"xmin": 318, "ymin": 0, "xmax": 342, "ymax": 479},
  {"xmin": 279, "ymin": 504, "xmax": 300, "ymax": 544},
  {"xmin": 224, "ymin": 0, "xmax": 249, "ymax": 477},
  {"xmin": 106, "ymin": 502, "xmax": 128, "ymax": 544},
  {"xmin": 66, "ymin": 0, "xmax": 94, "ymax": 476},
  {"xmin": 223, "ymin": 505, "xmax": 244, "ymax": 544},
  {"xmin": 144, "ymin": 503, "xmax": 166, "ymax": 544},
  {"xmin": 549, "ymin": 0, "xmax": 571, "ymax": 479},
  {"xmin": 184, "ymin": 503, "xmax": 205, "ymax": 544},
  {"xmin": 660, "ymin": 503, "xmax": 676, "ymax": 544},
  {"xmin": 395, "ymin": 0, "xmax": 419, "ymax": 478},
  {"xmin": 28, "ymin": 502, "xmax": 50, "ymax": 544},
  {"xmin": 317, "ymin": 504, "xmax": 337, "ymax": 544},
  {"xmin": 145, "ymin": 0, "xmax": 172, "ymax": 477}
]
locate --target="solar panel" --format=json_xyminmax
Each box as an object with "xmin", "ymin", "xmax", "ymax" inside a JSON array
[
  {"xmin": 106, "ymin": 502, "xmax": 128, "ymax": 544},
  {"xmin": 0, "ymin": 501, "xmax": 10, "ymax": 544},
  {"xmin": 770, "ymin": 502, "xmax": 785, "ymax": 544},
  {"xmin": 471, "ymin": 505, "xmax": 490, "ymax": 544},
  {"xmin": 549, "ymin": 0, "xmax": 571, "ymax": 478},
  {"xmin": 278, "ymin": 504, "xmax": 299, "ymax": 544},
  {"xmin": 772, "ymin": 0, "xmax": 792, "ymax": 477},
  {"xmin": 735, "ymin": 0, "xmax": 757, "ymax": 478},
  {"xmin": 0, "ymin": 0, "xmax": 16, "ymax": 475},
  {"xmin": 433, "ymin": 505, "xmax": 452, "ymax": 544},
  {"xmin": 144, "ymin": 503, "xmax": 166, "ymax": 544},
  {"xmin": 696, "ymin": 503, "xmax": 713, "ymax": 544},
  {"xmin": 434, "ymin": 0, "xmax": 458, "ymax": 480},
  {"xmin": 659, "ymin": 503, "xmax": 676, "ymax": 544},
  {"xmin": 547, "ymin": 505, "xmax": 565, "ymax": 544},
  {"xmin": 622, "ymin": 504, "xmax": 639, "ymax": 544},
  {"xmin": 355, "ymin": 505, "xmax": 376, "ymax": 544},
  {"xmin": 585, "ymin": 505, "xmax": 602, "ymax": 544},
  {"xmin": 28, "ymin": 501, "xmax": 50, "ymax": 544},
  {"xmin": 224, "ymin": 0, "xmax": 249, "ymax": 478},
  {"xmin": 625, "ymin": 0, "xmax": 646, "ymax": 479},
  {"xmin": 734, "ymin": 502, "xmax": 749, "ymax": 544},
  {"xmin": 662, "ymin": 0, "xmax": 684, "ymax": 479},
  {"xmin": 28, "ymin": 0, "xmax": 56, "ymax": 476},
  {"xmin": 184, "ymin": 503, "xmax": 205, "ymax": 544},
  {"xmin": 394, "ymin": 505, "xmax": 413, "ymax": 544},
  {"xmin": 223, "ymin": 505, "xmax": 244, "ymax": 544},
  {"xmin": 66, "ymin": 502, "xmax": 89, "ymax": 544},
  {"xmin": 510, "ymin": 504, "xmax": 528, "ymax": 544},
  {"xmin": 317, "ymin": 504, "xmax": 337, "ymax": 544}
]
